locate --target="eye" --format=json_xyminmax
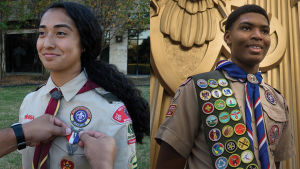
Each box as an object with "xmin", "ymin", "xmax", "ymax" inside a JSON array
[
  {"xmin": 39, "ymin": 31, "xmax": 45, "ymax": 36},
  {"xmin": 262, "ymin": 29, "xmax": 269, "ymax": 34},
  {"xmin": 57, "ymin": 32, "xmax": 66, "ymax": 36},
  {"xmin": 242, "ymin": 26, "xmax": 250, "ymax": 31}
]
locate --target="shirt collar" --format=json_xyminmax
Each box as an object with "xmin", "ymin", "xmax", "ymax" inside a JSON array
[{"xmin": 42, "ymin": 69, "xmax": 88, "ymax": 102}]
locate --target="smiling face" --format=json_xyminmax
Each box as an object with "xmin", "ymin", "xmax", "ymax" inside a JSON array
[
  {"xmin": 37, "ymin": 8, "xmax": 82, "ymax": 73},
  {"xmin": 224, "ymin": 12, "xmax": 270, "ymax": 73}
]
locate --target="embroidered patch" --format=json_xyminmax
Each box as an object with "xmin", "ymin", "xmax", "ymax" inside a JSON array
[
  {"xmin": 215, "ymin": 156, "xmax": 228, "ymax": 169},
  {"xmin": 230, "ymin": 110, "xmax": 242, "ymax": 121},
  {"xmin": 241, "ymin": 150, "xmax": 254, "ymax": 164},
  {"xmin": 166, "ymin": 104, "xmax": 177, "ymax": 117},
  {"xmin": 234, "ymin": 123, "xmax": 246, "ymax": 135},
  {"xmin": 197, "ymin": 79, "xmax": 208, "ymax": 88},
  {"xmin": 60, "ymin": 155, "xmax": 75, "ymax": 169},
  {"xmin": 172, "ymin": 88, "xmax": 181, "ymax": 101},
  {"xmin": 222, "ymin": 125, "xmax": 234, "ymax": 138},
  {"xmin": 212, "ymin": 143, "xmax": 224, "ymax": 156},
  {"xmin": 214, "ymin": 99, "xmax": 226, "ymax": 110},
  {"xmin": 200, "ymin": 90, "xmax": 211, "ymax": 101},
  {"xmin": 24, "ymin": 114, "xmax": 35, "ymax": 120},
  {"xmin": 228, "ymin": 154, "xmax": 241, "ymax": 167},
  {"xmin": 206, "ymin": 115, "xmax": 218, "ymax": 127},
  {"xmin": 212, "ymin": 89, "xmax": 222, "ymax": 98},
  {"xmin": 269, "ymin": 124, "xmax": 279, "ymax": 144},
  {"xmin": 112, "ymin": 105, "xmax": 132, "ymax": 124},
  {"xmin": 127, "ymin": 122, "xmax": 136, "ymax": 145},
  {"xmin": 226, "ymin": 97, "xmax": 237, "ymax": 107},
  {"xmin": 265, "ymin": 90, "xmax": 277, "ymax": 105},
  {"xmin": 208, "ymin": 79, "xmax": 218, "ymax": 88},
  {"xmin": 222, "ymin": 88, "xmax": 233, "ymax": 96},
  {"xmin": 238, "ymin": 137, "xmax": 250, "ymax": 150},
  {"xmin": 246, "ymin": 164, "xmax": 259, "ymax": 169},
  {"xmin": 128, "ymin": 152, "xmax": 138, "ymax": 169},
  {"xmin": 219, "ymin": 112, "xmax": 230, "ymax": 124},
  {"xmin": 180, "ymin": 77, "xmax": 191, "ymax": 86},
  {"xmin": 70, "ymin": 106, "xmax": 92, "ymax": 128},
  {"xmin": 218, "ymin": 79, "xmax": 228, "ymax": 87},
  {"xmin": 225, "ymin": 140, "xmax": 237, "ymax": 153},
  {"xmin": 202, "ymin": 102, "xmax": 214, "ymax": 114},
  {"xmin": 209, "ymin": 128, "xmax": 221, "ymax": 141}
]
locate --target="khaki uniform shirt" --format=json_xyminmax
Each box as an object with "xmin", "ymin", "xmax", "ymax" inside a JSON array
[
  {"xmin": 155, "ymin": 71, "xmax": 295, "ymax": 169},
  {"xmin": 19, "ymin": 70, "xmax": 137, "ymax": 169}
]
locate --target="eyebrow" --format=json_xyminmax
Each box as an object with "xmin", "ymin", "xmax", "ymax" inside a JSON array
[
  {"xmin": 239, "ymin": 22, "xmax": 269, "ymax": 28},
  {"xmin": 39, "ymin": 24, "xmax": 73, "ymax": 31}
]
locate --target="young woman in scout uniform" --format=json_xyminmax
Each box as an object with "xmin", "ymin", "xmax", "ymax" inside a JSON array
[
  {"xmin": 18, "ymin": 2, "xmax": 149, "ymax": 169},
  {"xmin": 155, "ymin": 4, "xmax": 295, "ymax": 169}
]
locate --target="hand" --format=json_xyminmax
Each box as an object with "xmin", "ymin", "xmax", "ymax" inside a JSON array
[
  {"xmin": 22, "ymin": 114, "xmax": 71, "ymax": 147},
  {"xmin": 79, "ymin": 131, "xmax": 117, "ymax": 169}
]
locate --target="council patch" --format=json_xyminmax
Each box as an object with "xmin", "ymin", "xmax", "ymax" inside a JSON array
[
  {"xmin": 70, "ymin": 106, "xmax": 92, "ymax": 128},
  {"xmin": 112, "ymin": 105, "xmax": 132, "ymax": 124},
  {"xmin": 166, "ymin": 104, "xmax": 177, "ymax": 117}
]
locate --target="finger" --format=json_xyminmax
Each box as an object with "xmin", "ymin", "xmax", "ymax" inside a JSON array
[
  {"xmin": 79, "ymin": 132, "xmax": 94, "ymax": 143},
  {"xmin": 79, "ymin": 130, "xmax": 105, "ymax": 139},
  {"xmin": 42, "ymin": 140, "xmax": 50, "ymax": 144},
  {"xmin": 78, "ymin": 141, "xmax": 84, "ymax": 147},
  {"xmin": 49, "ymin": 136, "xmax": 56, "ymax": 141},
  {"xmin": 52, "ymin": 116, "xmax": 70, "ymax": 129},
  {"xmin": 51, "ymin": 125, "xmax": 71, "ymax": 136}
]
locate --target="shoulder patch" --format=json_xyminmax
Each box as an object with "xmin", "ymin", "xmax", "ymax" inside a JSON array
[
  {"xmin": 166, "ymin": 104, "xmax": 177, "ymax": 117},
  {"xmin": 180, "ymin": 77, "xmax": 192, "ymax": 87},
  {"xmin": 128, "ymin": 152, "xmax": 137, "ymax": 169},
  {"xmin": 126, "ymin": 122, "xmax": 136, "ymax": 145},
  {"xmin": 35, "ymin": 83, "xmax": 46, "ymax": 91},
  {"xmin": 264, "ymin": 83, "xmax": 282, "ymax": 95},
  {"xmin": 111, "ymin": 105, "xmax": 132, "ymax": 124}
]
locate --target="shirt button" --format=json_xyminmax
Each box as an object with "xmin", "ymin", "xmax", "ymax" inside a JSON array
[
  {"xmin": 255, "ymin": 145, "xmax": 258, "ymax": 149},
  {"xmin": 252, "ymin": 118, "xmax": 255, "ymax": 122}
]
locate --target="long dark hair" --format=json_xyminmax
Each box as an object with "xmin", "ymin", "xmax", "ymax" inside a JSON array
[{"xmin": 40, "ymin": 2, "xmax": 150, "ymax": 143}]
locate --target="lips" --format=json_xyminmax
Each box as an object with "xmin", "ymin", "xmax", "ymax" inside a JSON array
[
  {"xmin": 246, "ymin": 44, "xmax": 263, "ymax": 53},
  {"xmin": 43, "ymin": 53, "xmax": 60, "ymax": 58}
]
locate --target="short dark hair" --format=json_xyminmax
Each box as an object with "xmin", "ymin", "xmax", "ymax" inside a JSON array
[{"xmin": 225, "ymin": 4, "xmax": 269, "ymax": 31}]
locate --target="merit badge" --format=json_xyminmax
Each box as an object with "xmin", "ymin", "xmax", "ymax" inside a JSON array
[
  {"xmin": 166, "ymin": 104, "xmax": 177, "ymax": 117},
  {"xmin": 247, "ymin": 74, "xmax": 259, "ymax": 84},
  {"xmin": 208, "ymin": 79, "xmax": 218, "ymax": 88},
  {"xmin": 200, "ymin": 90, "xmax": 211, "ymax": 101},
  {"xmin": 222, "ymin": 88, "xmax": 233, "ymax": 97},
  {"xmin": 230, "ymin": 110, "xmax": 242, "ymax": 121},
  {"xmin": 128, "ymin": 152, "xmax": 138, "ymax": 169},
  {"xmin": 70, "ymin": 106, "xmax": 92, "ymax": 128},
  {"xmin": 112, "ymin": 105, "xmax": 132, "ymax": 124},
  {"xmin": 197, "ymin": 79, "xmax": 208, "ymax": 88},
  {"xmin": 212, "ymin": 89, "xmax": 222, "ymax": 98},
  {"xmin": 222, "ymin": 125, "xmax": 234, "ymax": 138},
  {"xmin": 172, "ymin": 88, "xmax": 181, "ymax": 101},
  {"xmin": 269, "ymin": 124, "xmax": 279, "ymax": 144},
  {"xmin": 219, "ymin": 112, "xmax": 230, "ymax": 124},
  {"xmin": 215, "ymin": 157, "xmax": 228, "ymax": 169},
  {"xmin": 180, "ymin": 77, "xmax": 191, "ymax": 86},
  {"xmin": 206, "ymin": 115, "xmax": 218, "ymax": 127},
  {"xmin": 247, "ymin": 164, "xmax": 259, "ymax": 169},
  {"xmin": 212, "ymin": 143, "xmax": 224, "ymax": 156},
  {"xmin": 214, "ymin": 99, "xmax": 226, "ymax": 110},
  {"xmin": 265, "ymin": 90, "xmax": 277, "ymax": 105},
  {"xmin": 238, "ymin": 137, "xmax": 250, "ymax": 150},
  {"xmin": 234, "ymin": 123, "xmax": 246, "ymax": 135},
  {"xmin": 218, "ymin": 79, "xmax": 228, "ymax": 87},
  {"xmin": 127, "ymin": 122, "xmax": 136, "ymax": 145},
  {"xmin": 209, "ymin": 128, "xmax": 221, "ymax": 141},
  {"xmin": 241, "ymin": 150, "xmax": 254, "ymax": 164},
  {"xmin": 225, "ymin": 140, "xmax": 237, "ymax": 153},
  {"xmin": 60, "ymin": 155, "xmax": 76, "ymax": 169},
  {"xmin": 228, "ymin": 154, "xmax": 241, "ymax": 167},
  {"xmin": 202, "ymin": 102, "xmax": 214, "ymax": 114},
  {"xmin": 226, "ymin": 98, "xmax": 237, "ymax": 107}
]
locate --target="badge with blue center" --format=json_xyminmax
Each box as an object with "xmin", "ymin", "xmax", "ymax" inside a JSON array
[
  {"xmin": 208, "ymin": 79, "xmax": 218, "ymax": 88},
  {"xmin": 241, "ymin": 150, "xmax": 254, "ymax": 164},
  {"xmin": 206, "ymin": 115, "xmax": 218, "ymax": 127},
  {"xmin": 197, "ymin": 79, "xmax": 208, "ymax": 88},
  {"xmin": 209, "ymin": 128, "xmax": 221, "ymax": 141},
  {"xmin": 218, "ymin": 79, "xmax": 228, "ymax": 87},
  {"xmin": 222, "ymin": 125, "xmax": 234, "ymax": 138},
  {"xmin": 212, "ymin": 89, "xmax": 222, "ymax": 98},
  {"xmin": 226, "ymin": 97, "xmax": 237, "ymax": 107},
  {"xmin": 230, "ymin": 110, "xmax": 242, "ymax": 121},
  {"xmin": 70, "ymin": 106, "xmax": 92, "ymax": 128},
  {"xmin": 212, "ymin": 143, "xmax": 224, "ymax": 156},
  {"xmin": 215, "ymin": 157, "xmax": 228, "ymax": 169},
  {"xmin": 265, "ymin": 90, "xmax": 277, "ymax": 105},
  {"xmin": 214, "ymin": 99, "xmax": 226, "ymax": 110},
  {"xmin": 222, "ymin": 88, "xmax": 233, "ymax": 96},
  {"xmin": 219, "ymin": 112, "xmax": 230, "ymax": 124}
]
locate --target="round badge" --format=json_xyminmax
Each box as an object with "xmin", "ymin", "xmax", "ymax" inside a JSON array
[
  {"xmin": 269, "ymin": 124, "xmax": 279, "ymax": 144},
  {"xmin": 212, "ymin": 142, "xmax": 225, "ymax": 156},
  {"xmin": 70, "ymin": 106, "xmax": 92, "ymax": 128},
  {"xmin": 60, "ymin": 155, "xmax": 76, "ymax": 169},
  {"xmin": 222, "ymin": 125, "xmax": 234, "ymax": 138},
  {"xmin": 228, "ymin": 154, "xmax": 241, "ymax": 167},
  {"xmin": 226, "ymin": 97, "xmax": 237, "ymax": 107},
  {"xmin": 230, "ymin": 110, "xmax": 242, "ymax": 121},
  {"xmin": 215, "ymin": 156, "xmax": 228, "ymax": 169},
  {"xmin": 209, "ymin": 128, "xmax": 221, "ymax": 141},
  {"xmin": 218, "ymin": 79, "xmax": 228, "ymax": 87},
  {"xmin": 225, "ymin": 140, "xmax": 237, "ymax": 153},
  {"xmin": 219, "ymin": 112, "xmax": 230, "ymax": 124},
  {"xmin": 208, "ymin": 79, "xmax": 218, "ymax": 88},
  {"xmin": 212, "ymin": 89, "xmax": 222, "ymax": 98},
  {"xmin": 202, "ymin": 102, "xmax": 214, "ymax": 114},
  {"xmin": 200, "ymin": 90, "xmax": 211, "ymax": 101},
  {"xmin": 238, "ymin": 137, "xmax": 250, "ymax": 150},
  {"xmin": 206, "ymin": 115, "xmax": 218, "ymax": 127},
  {"xmin": 265, "ymin": 90, "xmax": 277, "ymax": 105},
  {"xmin": 241, "ymin": 150, "xmax": 254, "ymax": 164},
  {"xmin": 246, "ymin": 164, "xmax": 259, "ymax": 169},
  {"xmin": 197, "ymin": 79, "xmax": 208, "ymax": 88},
  {"xmin": 214, "ymin": 99, "xmax": 226, "ymax": 110},
  {"xmin": 222, "ymin": 88, "xmax": 233, "ymax": 96},
  {"xmin": 247, "ymin": 74, "xmax": 259, "ymax": 84},
  {"xmin": 234, "ymin": 123, "xmax": 246, "ymax": 135}
]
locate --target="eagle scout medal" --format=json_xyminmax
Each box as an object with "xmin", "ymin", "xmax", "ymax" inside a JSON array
[
  {"xmin": 200, "ymin": 90, "xmax": 211, "ymax": 101},
  {"xmin": 228, "ymin": 154, "xmax": 241, "ymax": 167},
  {"xmin": 222, "ymin": 88, "xmax": 233, "ymax": 96},
  {"xmin": 215, "ymin": 157, "xmax": 228, "ymax": 169},
  {"xmin": 212, "ymin": 143, "xmax": 224, "ymax": 156},
  {"xmin": 202, "ymin": 102, "xmax": 214, "ymax": 114},
  {"xmin": 166, "ymin": 104, "xmax": 177, "ymax": 117},
  {"xmin": 206, "ymin": 115, "xmax": 218, "ymax": 127},
  {"xmin": 219, "ymin": 112, "xmax": 230, "ymax": 124},
  {"xmin": 230, "ymin": 110, "xmax": 242, "ymax": 121},
  {"xmin": 269, "ymin": 124, "xmax": 279, "ymax": 144},
  {"xmin": 127, "ymin": 122, "xmax": 136, "ymax": 145},
  {"xmin": 234, "ymin": 123, "xmax": 246, "ymax": 135},
  {"xmin": 60, "ymin": 155, "xmax": 75, "ymax": 169},
  {"xmin": 247, "ymin": 74, "xmax": 259, "ymax": 84},
  {"xmin": 197, "ymin": 79, "xmax": 208, "ymax": 88},
  {"xmin": 209, "ymin": 128, "xmax": 221, "ymax": 141},
  {"xmin": 208, "ymin": 79, "xmax": 218, "ymax": 88},
  {"xmin": 66, "ymin": 131, "xmax": 80, "ymax": 144},
  {"xmin": 218, "ymin": 79, "xmax": 228, "ymax": 87},
  {"xmin": 222, "ymin": 125, "xmax": 234, "ymax": 138},
  {"xmin": 214, "ymin": 99, "xmax": 226, "ymax": 110},
  {"xmin": 128, "ymin": 152, "xmax": 138, "ymax": 169},
  {"xmin": 70, "ymin": 106, "xmax": 92, "ymax": 128},
  {"xmin": 225, "ymin": 140, "xmax": 237, "ymax": 153},
  {"xmin": 247, "ymin": 164, "xmax": 259, "ymax": 169},
  {"xmin": 265, "ymin": 90, "xmax": 277, "ymax": 105},
  {"xmin": 212, "ymin": 89, "xmax": 222, "ymax": 98},
  {"xmin": 238, "ymin": 137, "xmax": 250, "ymax": 150},
  {"xmin": 241, "ymin": 150, "xmax": 254, "ymax": 164},
  {"xmin": 226, "ymin": 98, "xmax": 237, "ymax": 107}
]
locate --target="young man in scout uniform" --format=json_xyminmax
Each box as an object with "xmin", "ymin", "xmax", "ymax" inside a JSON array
[{"xmin": 155, "ymin": 4, "xmax": 296, "ymax": 169}]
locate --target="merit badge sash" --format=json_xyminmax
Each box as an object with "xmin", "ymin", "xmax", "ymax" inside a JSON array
[{"xmin": 193, "ymin": 70, "xmax": 259, "ymax": 169}]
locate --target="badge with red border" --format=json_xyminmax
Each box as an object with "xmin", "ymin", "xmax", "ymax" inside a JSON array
[
  {"xmin": 60, "ymin": 155, "xmax": 75, "ymax": 169},
  {"xmin": 228, "ymin": 154, "xmax": 241, "ymax": 167},
  {"xmin": 112, "ymin": 105, "xmax": 132, "ymax": 124},
  {"xmin": 269, "ymin": 124, "xmax": 279, "ymax": 144},
  {"xmin": 202, "ymin": 102, "xmax": 214, "ymax": 114},
  {"xmin": 166, "ymin": 104, "xmax": 177, "ymax": 117},
  {"xmin": 234, "ymin": 123, "xmax": 246, "ymax": 135}
]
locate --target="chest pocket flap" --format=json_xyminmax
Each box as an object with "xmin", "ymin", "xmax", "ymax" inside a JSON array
[{"xmin": 262, "ymin": 104, "xmax": 286, "ymax": 122}]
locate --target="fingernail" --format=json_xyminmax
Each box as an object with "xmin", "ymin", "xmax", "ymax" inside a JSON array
[
  {"xmin": 66, "ymin": 128, "xmax": 71, "ymax": 135},
  {"xmin": 79, "ymin": 131, "xmax": 84, "ymax": 137}
]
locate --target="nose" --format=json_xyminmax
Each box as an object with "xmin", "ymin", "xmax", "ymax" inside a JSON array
[
  {"xmin": 43, "ymin": 34, "xmax": 55, "ymax": 49},
  {"xmin": 250, "ymin": 29, "xmax": 262, "ymax": 41}
]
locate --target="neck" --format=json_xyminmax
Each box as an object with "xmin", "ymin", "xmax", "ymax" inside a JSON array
[
  {"xmin": 230, "ymin": 59, "xmax": 259, "ymax": 74},
  {"xmin": 50, "ymin": 67, "xmax": 82, "ymax": 87}
]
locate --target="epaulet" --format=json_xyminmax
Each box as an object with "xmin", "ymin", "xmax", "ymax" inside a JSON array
[
  {"xmin": 180, "ymin": 77, "xmax": 193, "ymax": 87},
  {"xmin": 264, "ymin": 83, "xmax": 282, "ymax": 95},
  {"xmin": 35, "ymin": 83, "xmax": 46, "ymax": 91},
  {"xmin": 95, "ymin": 87, "xmax": 120, "ymax": 103}
]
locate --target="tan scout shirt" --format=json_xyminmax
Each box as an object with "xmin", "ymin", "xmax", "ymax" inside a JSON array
[
  {"xmin": 155, "ymin": 71, "xmax": 295, "ymax": 169},
  {"xmin": 19, "ymin": 70, "xmax": 137, "ymax": 169}
]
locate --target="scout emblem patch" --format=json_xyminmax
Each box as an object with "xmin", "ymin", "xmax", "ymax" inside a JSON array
[
  {"xmin": 209, "ymin": 128, "xmax": 221, "ymax": 141},
  {"xmin": 200, "ymin": 90, "xmax": 211, "ymax": 101},
  {"xmin": 247, "ymin": 164, "xmax": 259, "ymax": 169},
  {"xmin": 60, "ymin": 155, "xmax": 76, "ymax": 169},
  {"xmin": 225, "ymin": 140, "xmax": 237, "ymax": 153},
  {"xmin": 212, "ymin": 89, "xmax": 222, "ymax": 98},
  {"xmin": 166, "ymin": 104, "xmax": 177, "ymax": 117},
  {"xmin": 112, "ymin": 105, "xmax": 132, "ymax": 124},
  {"xmin": 206, "ymin": 115, "xmax": 218, "ymax": 127},
  {"xmin": 212, "ymin": 143, "xmax": 224, "ymax": 156},
  {"xmin": 197, "ymin": 79, "xmax": 208, "ymax": 88},
  {"xmin": 181, "ymin": 77, "xmax": 191, "ymax": 86},
  {"xmin": 234, "ymin": 123, "xmax": 246, "ymax": 135},
  {"xmin": 214, "ymin": 99, "xmax": 226, "ymax": 110},
  {"xmin": 70, "ymin": 106, "xmax": 92, "ymax": 128},
  {"xmin": 222, "ymin": 88, "xmax": 233, "ymax": 96},
  {"xmin": 127, "ymin": 122, "xmax": 136, "ymax": 145},
  {"xmin": 128, "ymin": 152, "xmax": 138, "ymax": 169},
  {"xmin": 230, "ymin": 110, "xmax": 242, "ymax": 121},
  {"xmin": 218, "ymin": 79, "xmax": 228, "ymax": 87},
  {"xmin": 226, "ymin": 98, "xmax": 237, "ymax": 107},
  {"xmin": 247, "ymin": 74, "xmax": 259, "ymax": 84},
  {"xmin": 238, "ymin": 137, "xmax": 250, "ymax": 150},
  {"xmin": 219, "ymin": 112, "xmax": 230, "ymax": 124},
  {"xmin": 222, "ymin": 125, "xmax": 234, "ymax": 138},
  {"xmin": 269, "ymin": 125, "xmax": 279, "ymax": 144},
  {"xmin": 215, "ymin": 157, "xmax": 228, "ymax": 169},
  {"xmin": 241, "ymin": 150, "xmax": 254, "ymax": 164},
  {"xmin": 208, "ymin": 79, "xmax": 218, "ymax": 88},
  {"xmin": 202, "ymin": 102, "xmax": 214, "ymax": 114},
  {"xmin": 172, "ymin": 88, "xmax": 181, "ymax": 101},
  {"xmin": 228, "ymin": 154, "xmax": 241, "ymax": 167},
  {"xmin": 265, "ymin": 90, "xmax": 277, "ymax": 105}
]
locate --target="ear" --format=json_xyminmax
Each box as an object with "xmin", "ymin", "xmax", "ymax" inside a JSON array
[{"xmin": 224, "ymin": 30, "xmax": 231, "ymax": 47}]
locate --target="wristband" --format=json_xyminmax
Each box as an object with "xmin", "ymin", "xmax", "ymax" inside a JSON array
[{"xmin": 10, "ymin": 123, "xmax": 26, "ymax": 150}]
